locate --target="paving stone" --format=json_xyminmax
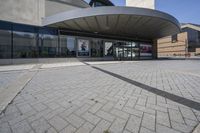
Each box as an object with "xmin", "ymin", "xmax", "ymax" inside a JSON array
[
  {"xmin": 123, "ymin": 130, "xmax": 132, "ymax": 133},
  {"xmin": 27, "ymin": 108, "xmax": 51, "ymax": 123},
  {"xmin": 59, "ymin": 105, "xmax": 79, "ymax": 118},
  {"xmin": 147, "ymin": 104, "xmax": 168, "ymax": 113},
  {"xmin": 109, "ymin": 118, "xmax": 127, "ymax": 133},
  {"xmin": 75, "ymin": 104, "xmax": 91, "ymax": 116},
  {"xmin": 32, "ymin": 103, "xmax": 47, "ymax": 112},
  {"xmin": 114, "ymin": 100, "xmax": 126, "ymax": 110},
  {"xmin": 157, "ymin": 111, "xmax": 171, "ymax": 127},
  {"xmin": 47, "ymin": 127, "xmax": 57, "ymax": 133},
  {"xmin": 137, "ymin": 97, "xmax": 147, "ymax": 106},
  {"xmin": 184, "ymin": 118, "xmax": 198, "ymax": 127},
  {"xmin": 11, "ymin": 120, "xmax": 32, "ymax": 133},
  {"xmin": 0, "ymin": 122, "xmax": 12, "ymax": 133},
  {"xmin": 110, "ymin": 108, "xmax": 129, "ymax": 120},
  {"xmin": 125, "ymin": 115, "xmax": 142, "ymax": 133},
  {"xmin": 122, "ymin": 106, "xmax": 143, "ymax": 117},
  {"xmin": 125, "ymin": 98, "xmax": 137, "ymax": 108},
  {"xmin": 156, "ymin": 124, "xmax": 182, "ymax": 133},
  {"xmin": 140, "ymin": 127, "xmax": 155, "ymax": 133},
  {"xmin": 81, "ymin": 112, "xmax": 101, "ymax": 125},
  {"xmin": 89, "ymin": 103, "xmax": 103, "ymax": 114},
  {"xmin": 142, "ymin": 113, "xmax": 155, "ymax": 131},
  {"xmin": 101, "ymin": 102, "xmax": 115, "ymax": 112},
  {"xmin": 65, "ymin": 114, "xmax": 85, "ymax": 128},
  {"xmin": 49, "ymin": 115, "xmax": 68, "ymax": 131},
  {"xmin": 96, "ymin": 110, "xmax": 115, "ymax": 122},
  {"xmin": 168, "ymin": 109, "xmax": 185, "ymax": 124},
  {"xmin": 31, "ymin": 118, "xmax": 50, "ymax": 133},
  {"xmin": 135, "ymin": 105, "xmax": 156, "ymax": 115},
  {"xmin": 75, "ymin": 122, "xmax": 94, "ymax": 133},
  {"xmin": 16, "ymin": 103, "xmax": 33, "ymax": 114},
  {"xmin": 171, "ymin": 121, "xmax": 194, "ymax": 133},
  {"xmin": 91, "ymin": 119, "xmax": 111, "ymax": 133},
  {"xmin": 60, "ymin": 124, "xmax": 77, "ymax": 133},
  {"xmin": 45, "ymin": 102, "xmax": 61, "ymax": 110},
  {"xmin": 44, "ymin": 107, "xmax": 65, "ymax": 120},
  {"xmin": 179, "ymin": 107, "xmax": 197, "ymax": 121},
  {"xmin": 147, "ymin": 96, "xmax": 156, "ymax": 105}
]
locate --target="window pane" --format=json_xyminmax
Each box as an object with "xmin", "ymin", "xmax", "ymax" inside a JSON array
[
  {"xmin": 67, "ymin": 37, "xmax": 76, "ymax": 57},
  {"xmin": 104, "ymin": 42, "xmax": 113, "ymax": 56},
  {"xmin": 60, "ymin": 35, "xmax": 68, "ymax": 57},
  {"xmin": 13, "ymin": 31, "xmax": 38, "ymax": 58},
  {"xmin": 91, "ymin": 39, "xmax": 103, "ymax": 57},
  {"xmin": 0, "ymin": 30, "xmax": 11, "ymax": 59},
  {"xmin": 39, "ymin": 34, "xmax": 58, "ymax": 57}
]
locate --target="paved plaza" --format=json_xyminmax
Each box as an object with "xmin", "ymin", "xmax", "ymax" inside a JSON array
[{"xmin": 0, "ymin": 60, "xmax": 200, "ymax": 133}]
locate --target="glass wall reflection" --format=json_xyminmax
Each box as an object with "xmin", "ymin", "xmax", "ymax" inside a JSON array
[
  {"xmin": 13, "ymin": 31, "xmax": 38, "ymax": 58},
  {"xmin": 0, "ymin": 30, "xmax": 11, "ymax": 58},
  {"xmin": 91, "ymin": 39, "xmax": 103, "ymax": 57},
  {"xmin": 104, "ymin": 42, "xmax": 113, "ymax": 56},
  {"xmin": 114, "ymin": 41, "xmax": 140, "ymax": 60},
  {"xmin": 39, "ymin": 34, "xmax": 58, "ymax": 57}
]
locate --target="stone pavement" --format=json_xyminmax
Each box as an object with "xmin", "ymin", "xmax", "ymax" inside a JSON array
[{"xmin": 0, "ymin": 60, "xmax": 200, "ymax": 133}]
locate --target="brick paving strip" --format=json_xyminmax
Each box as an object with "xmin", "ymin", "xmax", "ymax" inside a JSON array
[
  {"xmin": 0, "ymin": 65, "xmax": 41, "ymax": 114},
  {"xmin": 84, "ymin": 62, "xmax": 200, "ymax": 111}
]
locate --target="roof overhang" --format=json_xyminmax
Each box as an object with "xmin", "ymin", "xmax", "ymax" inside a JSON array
[
  {"xmin": 42, "ymin": 6, "xmax": 181, "ymax": 40},
  {"xmin": 181, "ymin": 24, "xmax": 200, "ymax": 32},
  {"xmin": 47, "ymin": 0, "xmax": 90, "ymax": 8}
]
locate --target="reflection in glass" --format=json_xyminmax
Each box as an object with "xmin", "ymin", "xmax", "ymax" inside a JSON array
[
  {"xmin": 0, "ymin": 30, "xmax": 11, "ymax": 58},
  {"xmin": 114, "ymin": 41, "xmax": 139, "ymax": 60},
  {"xmin": 67, "ymin": 37, "xmax": 76, "ymax": 57},
  {"xmin": 13, "ymin": 31, "xmax": 37, "ymax": 58},
  {"xmin": 39, "ymin": 34, "xmax": 58, "ymax": 57},
  {"xmin": 60, "ymin": 35, "xmax": 67, "ymax": 57},
  {"xmin": 91, "ymin": 39, "xmax": 103, "ymax": 57},
  {"xmin": 104, "ymin": 42, "xmax": 113, "ymax": 56}
]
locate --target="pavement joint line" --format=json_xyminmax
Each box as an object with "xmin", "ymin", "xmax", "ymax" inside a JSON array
[
  {"xmin": 0, "ymin": 69, "xmax": 38, "ymax": 115},
  {"xmin": 192, "ymin": 123, "xmax": 200, "ymax": 133},
  {"xmin": 83, "ymin": 62, "xmax": 200, "ymax": 111}
]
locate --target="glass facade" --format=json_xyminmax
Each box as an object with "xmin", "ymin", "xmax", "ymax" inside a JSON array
[
  {"xmin": 0, "ymin": 30, "xmax": 12, "ymax": 58},
  {"xmin": 39, "ymin": 34, "xmax": 58, "ymax": 57},
  {"xmin": 13, "ymin": 31, "xmax": 38, "ymax": 58},
  {"xmin": 0, "ymin": 20, "xmax": 153, "ymax": 60},
  {"xmin": 113, "ymin": 41, "xmax": 140, "ymax": 60}
]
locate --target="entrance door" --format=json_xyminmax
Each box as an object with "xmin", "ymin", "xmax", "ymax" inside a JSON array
[{"xmin": 114, "ymin": 41, "xmax": 139, "ymax": 60}]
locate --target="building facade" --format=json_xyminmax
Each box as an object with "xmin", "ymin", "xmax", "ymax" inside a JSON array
[
  {"xmin": 157, "ymin": 32, "xmax": 188, "ymax": 57},
  {"xmin": 157, "ymin": 24, "xmax": 200, "ymax": 57},
  {"xmin": 0, "ymin": 0, "xmax": 180, "ymax": 64},
  {"xmin": 126, "ymin": 0, "xmax": 155, "ymax": 9}
]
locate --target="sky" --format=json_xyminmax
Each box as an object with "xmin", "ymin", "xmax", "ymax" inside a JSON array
[{"xmin": 84, "ymin": 0, "xmax": 200, "ymax": 24}]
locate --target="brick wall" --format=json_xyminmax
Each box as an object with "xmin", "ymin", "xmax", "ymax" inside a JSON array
[
  {"xmin": 157, "ymin": 32, "xmax": 188, "ymax": 57},
  {"xmin": 196, "ymin": 48, "xmax": 200, "ymax": 54}
]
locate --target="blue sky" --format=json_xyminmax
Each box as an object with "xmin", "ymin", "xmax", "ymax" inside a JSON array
[{"xmin": 85, "ymin": 0, "xmax": 200, "ymax": 24}]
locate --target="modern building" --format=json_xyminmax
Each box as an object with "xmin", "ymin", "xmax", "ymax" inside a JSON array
[
  {"xmin": 157, "ymin": 23, "xmax": 200, "ymax": 57},
  {"xmin": 0, "ymin": 0, "xmax": 180, "ymax": 64},
  {"xmin": 126, "ymin": 0, "xmax": 155, "ymax": 9}
]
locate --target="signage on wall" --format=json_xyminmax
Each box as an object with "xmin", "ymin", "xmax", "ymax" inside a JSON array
[
  {"xmin": 77, "ymin": 39, "xmax": 89, "ymax": 56},
  {"xmin": 140, "ymin": 44, "xmax": 152, "ymax": 56}
]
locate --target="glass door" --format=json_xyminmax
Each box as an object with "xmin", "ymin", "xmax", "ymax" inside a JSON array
[{"xmin": 114, "ymin": 41, "xmax": 139, "ymax": 60}]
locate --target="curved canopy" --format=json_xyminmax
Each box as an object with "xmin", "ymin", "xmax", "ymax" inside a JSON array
[{"xmin": 43, "ymin": 6, "xmax": 180, "ymax": 40}]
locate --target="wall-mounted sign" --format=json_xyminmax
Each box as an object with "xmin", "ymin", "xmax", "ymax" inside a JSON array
[
  {"xmin": 140, "ymin": 44, "xmax": 152, "ymax": 56},
  {"xmin": 77, "ymin": 39, "xmax": 89, "ymax": 56}
]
